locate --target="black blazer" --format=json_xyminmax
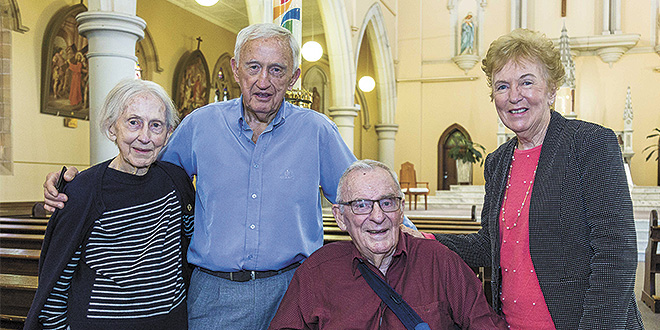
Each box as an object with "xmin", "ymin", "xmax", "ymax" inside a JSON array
[{"xmin": 436, "ymin": 111, "xmax": 643, "ymax": 329}]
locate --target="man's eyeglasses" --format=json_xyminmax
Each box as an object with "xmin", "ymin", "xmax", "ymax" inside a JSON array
[{"xmin": 339, "ymin": 197, "xmax": 402, "ymax": 215}]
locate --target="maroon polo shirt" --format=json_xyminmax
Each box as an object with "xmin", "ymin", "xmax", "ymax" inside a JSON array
[{"xmin": 269, "ymin": 232, "xmax": 507, "ymax": 330}]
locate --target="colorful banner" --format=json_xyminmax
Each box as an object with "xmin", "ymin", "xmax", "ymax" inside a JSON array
[{"xmin": 273, "ymin": 0, "xmax": 301, "ymax": 86}]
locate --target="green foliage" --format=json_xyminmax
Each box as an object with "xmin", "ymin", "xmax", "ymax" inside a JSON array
[
  {"xmin": 643, "ymin": 128, "xmax": 660, "ymax": 162},
  {"xmin": 447, "ymin": 134, "xmax": 487, "ymax": 166}
]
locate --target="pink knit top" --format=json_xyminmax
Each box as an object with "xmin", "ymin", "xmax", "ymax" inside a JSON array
[{"xmin": 499, "ymin": 145, "xmax": 555, "ymax": 329}]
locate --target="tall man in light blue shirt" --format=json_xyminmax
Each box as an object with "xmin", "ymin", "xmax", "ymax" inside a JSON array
[
  {"xmin": 44, "ymin": 23, "xmax": 412, "ymax": 329},
  {"xmin": 159, "ymin": 24, "xmax": 359, "ymax": 328}
]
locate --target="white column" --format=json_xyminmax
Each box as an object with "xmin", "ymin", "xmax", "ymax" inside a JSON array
[
  {"xmin": 328, "ymin": 106, "xmax": 359, "ymax": 152},
  {"xmin": 613, "ymin": 0, "xmax": 622, "ymax": 34},
  {"xmin": 602, "ymin": 0, "xmax": 610, "ymax": 34},
  {"xmin": 375, "ymin": 124, "xmax": 398, "ymax": 169},
  {"xmin": 77, "ymin": 7, "xmax": 146, "ymax": 165}
]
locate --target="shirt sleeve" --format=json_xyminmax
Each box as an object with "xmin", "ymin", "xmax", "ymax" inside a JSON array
[
  {"xmin": 317, "ymin": 118, "xmax": 357, "ymax": 204},
  {"xmin": 159, "ymin": 115, "xmax": 196, "ymax": 179}
]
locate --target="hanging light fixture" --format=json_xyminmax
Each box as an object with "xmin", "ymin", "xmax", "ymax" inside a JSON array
[
  {"xmin": 358, "ymin": 76, "xmax": 375, "ymax": 92},
  {"xmin": 302, "ymin": 41, "xmax": 323, "ymax": 62},
  {"xmin": 358, "ymin": 45, "xmax": 375, "ymax": 92},
  {"xmin": 301, "ymin": 8, "xmax": 322, "ymax": 62},
  {"xmin": 195, "ymin": 0, "xmax": 219, "ymax": 6}
]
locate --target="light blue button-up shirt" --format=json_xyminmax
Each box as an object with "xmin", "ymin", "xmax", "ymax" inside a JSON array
[
  {"xmin": 160, "ymin": 98, "xmax": 357, "ymax": 272},
  {"xmin": 160, "ymin": 97, "xmax": 415, "ymax": 272}
]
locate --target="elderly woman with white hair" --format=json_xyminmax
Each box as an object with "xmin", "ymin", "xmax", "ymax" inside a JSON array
[{"xmin": 25, "ymin": 79, "xmax": 194, "ymax": 330}]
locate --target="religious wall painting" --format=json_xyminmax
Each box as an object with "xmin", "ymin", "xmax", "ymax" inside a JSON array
[
  {"xmin": 211, "ymin": 53, "xmax": 240, "ymax": 103},
  {"xmin": 40, "ymin": 4, "xmax": 89, "ymax": 120},
  {"xmin": 173, "ymin": 49, "xmax": 210, "ymax": 119}
]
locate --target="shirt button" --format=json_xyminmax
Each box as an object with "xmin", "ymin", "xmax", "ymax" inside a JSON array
[
  {"xmin": 251, "ymin": 193, "xmax": 257, "ymax": 199},
  {"xmin": 254, "ymin": 163, "xmax": 259, "ymax": 168},
  {"xmin": 531, "ymin": 269, "xmax": 534, "ymax": 273},
  {"xmin": 516, "ymin": 240, "xmax": 519, "ymax": 244},
  {"xmin": 503, "ymin": 240, "xmax": 507, "ymax": 243},
  {"xmin": 250, "ymin": 224, "xmax": 256, "ymax": 230},
  {"xmin": 504, "ymin": 268, "xmax": 508, "ymax": 272},
  {"xmin": 533, "ymin": 302, "xmax": 536, "ymax": 306},
  {"xmin": 247, "ymin": 255, "xmax": 253, "ymax": 260},
  {"xmin": 513, "ymin": 269, "xmax": 516, "ymax": 273}
]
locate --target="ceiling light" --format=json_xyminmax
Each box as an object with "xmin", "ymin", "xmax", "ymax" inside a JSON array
[
  {"xmin": 358, "ymin": 76, "xmax": 375, "ymax": 92},
  {"xmin": 302, "ymin": 41, "xmax": 323, "ymax": 62},
  {"xmin": 195, "ymin": 0, "xmax": 219, "ymax": 6}
]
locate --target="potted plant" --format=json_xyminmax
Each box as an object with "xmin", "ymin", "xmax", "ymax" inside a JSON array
[
  {"xmin": 447, "ymin": 134, "xmax": 486, "ymax": 184},
  {"xmin": 643, "ymin": 128, "xmax": 659, "ymax": 161},
  {"xmin": 643, "ymin": 128, "xmax": 659, "ymax": 186}
]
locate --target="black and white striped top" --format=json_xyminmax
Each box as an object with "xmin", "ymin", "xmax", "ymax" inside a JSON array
[{"xmin": 40, "ymin": 166, "xmax": 193, "ymax": 329}]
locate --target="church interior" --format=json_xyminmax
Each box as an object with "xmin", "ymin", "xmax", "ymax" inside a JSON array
[{"xmin": 1, "ymin": 0, "xmax": 660, "ymax": 328}]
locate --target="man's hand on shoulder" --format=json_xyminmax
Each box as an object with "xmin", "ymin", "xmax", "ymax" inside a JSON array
[{"xmin": 43, "ymin": 166, "xmax": 79, "ymax": 212}]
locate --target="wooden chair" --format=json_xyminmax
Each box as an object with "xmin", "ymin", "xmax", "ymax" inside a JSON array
[
  {"xmin": 399, "ymin": 162, "xmax": 429, "ymax": 210},
  {"xmin": 642, "ymin": 209, "xmax": 660, "ymax": 313}
]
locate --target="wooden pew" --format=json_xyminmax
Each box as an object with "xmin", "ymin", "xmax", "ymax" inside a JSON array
[
  {"xmin": 0, "ymin": 233, "xmax": 44, "ymax": 250},
  {"xmin": 642, "ymin": 209, "xmax": 660, "ymax": 313},
  {"xmin": 0, "ymin": 274, "xmax": 38, "ymax": 324},
  {"xmin": 0, "ymin": 201, "xmax": 50, "ymax": 218},
  {"xmin": 0, "ymin": 248, "xmax": 40, "ymax": 276},
  {"xmin": 0, "ymin": 223, "xmax": 48, "ymax": 235},
  {"xmin": 0, "ymin": 217, "xmax": 49, "ymax": 226},
  {"xmin": 0, "ymin": 202, "xmax": 36, "ymax": 217}
]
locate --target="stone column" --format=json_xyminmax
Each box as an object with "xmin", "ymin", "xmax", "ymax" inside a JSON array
[
  {"xmin": 328, "ymin": 106, "xmax": 359, "ymax": 152},
  {"xmin": 77, "ymin": 3, "xmax": 146, "ymax": 164},
  {"xmin": 375, "ymin": 124, "xmax": 398, "ymax": 169}
]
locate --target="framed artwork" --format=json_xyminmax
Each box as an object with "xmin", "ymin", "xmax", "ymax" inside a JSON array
[
  {"xmin": 40, "ymin": 4, "xmax": 89, "ymax": 120},
  {"xmin": 173, "ymin": 50, "xmax": 210, "ymax": 119},
  {"xmin": 211, "ymin": 53, "xmax": 240, "ymax": 103}
]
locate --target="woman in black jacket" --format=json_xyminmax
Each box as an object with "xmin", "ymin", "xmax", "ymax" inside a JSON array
[{"xmin": 25, "ymin": 79, "xmax": 194, "ymax": 330}]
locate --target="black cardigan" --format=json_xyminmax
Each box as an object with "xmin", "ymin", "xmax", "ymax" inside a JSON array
[
  {"xmin": 436, "ymin": 111, "xmax": 642, "ymax": 329},
  {"xmin": 24, "ymin": 160, "xmax": 195, "ymax": 330}
]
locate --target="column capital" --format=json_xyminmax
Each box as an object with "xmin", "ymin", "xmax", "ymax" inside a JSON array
[
  {"xmin": 374, "ymin": 124, "xmax": 399, "ymax": 134},
  {"xmin": 77, "ymin": 11, "xmax": 146, "ymax": 40},
  {"xmin": 328, "ymin": 106, "xmax": 359, "ymax": 119}
]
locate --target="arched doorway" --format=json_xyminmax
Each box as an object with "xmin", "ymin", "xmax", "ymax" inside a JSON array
[{"xmin": 438, "ymin": 124, "xmax": 471, "ymax": 190}]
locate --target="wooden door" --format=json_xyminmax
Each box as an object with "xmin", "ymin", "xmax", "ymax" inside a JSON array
[
  {"xmin": 442, "ymin": 146, "xmax": 457, "ymax": 190},
  {"xmin": 438, "ymin": 125, "xmax": 470, "ymax": 190}
]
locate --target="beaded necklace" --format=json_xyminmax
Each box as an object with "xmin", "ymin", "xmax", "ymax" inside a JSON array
[{"xmin": 501, "ymin": 153, "xmax": 538, "ymax": 230}]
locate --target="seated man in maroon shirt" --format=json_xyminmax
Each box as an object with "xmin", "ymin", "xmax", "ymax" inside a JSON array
[{"xmin": 269, "ymin": 160, "xmax": 507, "ymax": 330}]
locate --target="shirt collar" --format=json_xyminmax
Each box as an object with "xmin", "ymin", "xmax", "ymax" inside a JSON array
[
  {"xmin": 350, "ymin": 231, "xmax": 408, "ymax": 278},
  {"xmin": 237, "ymin": 96, "xmax": 289, "ymax": 131}
]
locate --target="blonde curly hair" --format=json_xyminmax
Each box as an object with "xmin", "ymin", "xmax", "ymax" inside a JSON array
[{"xmin": 481, "ymin": 29, "xmax": 565, "ymax": 100}]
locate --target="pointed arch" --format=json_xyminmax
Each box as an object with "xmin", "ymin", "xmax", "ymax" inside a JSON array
[
  {"xmin": 437, "ymin": 124, "xmax": 472, "ymax": 190},
  {"xmin": 3, "ymin": 0, "xmax": 29, "ymax": 33},
  {"xmin": 317, "ymin": 0, "xmax": 355, "ymax": 107},
  {"xmin": 355, "ymin": 4, "xmax": 397, "ymax": 125},
  {"xmin": 211, "ymin": 52, "xmax": 240, "ymax": 101},
  {"xmin": 136, "ymin": 27, "xmax": 162, "ymax": 80}
]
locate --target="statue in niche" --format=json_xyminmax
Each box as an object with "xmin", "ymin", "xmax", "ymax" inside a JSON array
[
  {"xmin": 311, "ymin": 87, "xmax": 321, "ymax": 112},
  {"xmin": 460, "ymin": 12, "xmax": 475, "ymax": 55}
]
